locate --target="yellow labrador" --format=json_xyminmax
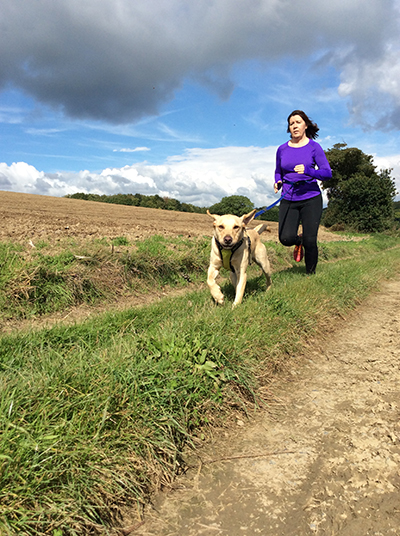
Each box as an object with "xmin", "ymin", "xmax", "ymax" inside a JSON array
[{"xmin": 207, "ymin": 209, "xmax": 272, "ymax": 307}]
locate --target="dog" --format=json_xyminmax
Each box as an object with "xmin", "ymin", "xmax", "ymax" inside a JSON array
[{"xmin": 207, "ymin": 209, "xmax": 272, "ymax": 307}]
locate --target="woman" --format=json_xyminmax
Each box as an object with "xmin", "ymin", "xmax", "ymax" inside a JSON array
[{"xmin": 274, "ymin": 110, "xmax": 332, "ymax": 274}]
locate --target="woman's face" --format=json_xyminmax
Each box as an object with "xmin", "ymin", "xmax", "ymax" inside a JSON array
[{"xmin": 289, "ymin": 115, "xmax": 307, "ymax": 140}]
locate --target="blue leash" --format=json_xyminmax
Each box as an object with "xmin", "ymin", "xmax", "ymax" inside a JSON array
[
  {"xmin": 254, "ymin": 178, "xmax": 315, "ymax": 219},
  {"xmin": 254, "ymin": 180, "xmax": 296, "ymax": 219},
  {"xmin": 254, "ymin": 191, "xmax": 290, "ymax": 218}
]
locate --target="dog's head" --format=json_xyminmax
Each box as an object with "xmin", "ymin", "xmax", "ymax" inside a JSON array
[{"xmin": 207, "ymin": 209, "xmax": 257, "ymax": 249}]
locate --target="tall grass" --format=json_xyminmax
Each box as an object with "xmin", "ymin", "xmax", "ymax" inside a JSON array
[
  {"xmin": 0, "ymin": 234, "xmax": 400, "ymax": 534},
  {"xmin": 0, "ymin": 235, "xmax": 210, "ymax": 320}
]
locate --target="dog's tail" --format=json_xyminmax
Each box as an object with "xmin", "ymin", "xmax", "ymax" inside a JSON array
[{"xmin": 253, "ymin": 223, "xmax": 271, "ymax": 235}]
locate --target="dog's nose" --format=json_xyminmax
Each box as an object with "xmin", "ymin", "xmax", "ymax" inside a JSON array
[{"xmin": 223, "ymin": 235, "xmax": 232, "ymax": 245}]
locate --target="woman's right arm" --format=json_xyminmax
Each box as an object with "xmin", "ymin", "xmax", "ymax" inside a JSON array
[{"xmin": 274, "ymin": 146, "xmax": 283, "ymax": 193}]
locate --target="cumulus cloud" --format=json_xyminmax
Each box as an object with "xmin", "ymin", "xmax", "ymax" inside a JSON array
[
  {"xmin": 2, "ymin": 144, "xmax": 399, "ymax": 206},
  {"xmin": 1, "ymin": 0, "xmax": 399, "ymax": 128},
  {"xmin": 0, "ymin": 146, "xmax": 278, "ymax": 207},
  {"xmin": 339, "ymin": 48, "xmax": 400, "ymax": 130}
]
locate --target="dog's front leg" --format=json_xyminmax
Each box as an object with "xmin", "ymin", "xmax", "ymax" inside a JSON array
[
  {"xmin": 207, "ymin": 264, "xmax": 224, "ymax": 305},
  {"xmin": 229, "ymin": 270, "xmax": 237, "ymax": 289},
  {"xmin": 232, "ymin": 268, "xmax": 247, "ymax": 307}
]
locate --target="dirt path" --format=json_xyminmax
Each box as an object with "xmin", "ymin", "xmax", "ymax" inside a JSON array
[{"xmin": 133, "ymin": 278, "xmax": 400, "ymax": 536}]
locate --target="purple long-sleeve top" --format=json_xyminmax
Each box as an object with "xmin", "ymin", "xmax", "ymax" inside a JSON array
[{"xmin": 274, "ymin": 139, "xmax": 332, "ymax": 202}]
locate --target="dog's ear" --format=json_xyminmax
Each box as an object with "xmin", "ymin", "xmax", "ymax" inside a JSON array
[
  {"xmin": 207, "ymin": 210, "xmax": 218, "ymax": 221},
  {"xmin": 241, "ymin": 209, "xmax": 257, "ymax": 226}
]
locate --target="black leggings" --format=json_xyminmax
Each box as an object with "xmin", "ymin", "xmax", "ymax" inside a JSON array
[{"xmin": 278, "ymin": 194, "xmax": 323, "ymax": 274}]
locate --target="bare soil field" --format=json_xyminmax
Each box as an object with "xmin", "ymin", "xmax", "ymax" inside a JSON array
[
  {"xmin": 2, "ymin": 191, "xmax": 399, "ymax": 535},
  {"xmin": 0, "ymin": 190, "xmax": 342, "ymax": 245}
]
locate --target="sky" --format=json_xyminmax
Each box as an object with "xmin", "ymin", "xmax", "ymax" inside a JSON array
[{"xmin": 1, "ymin": 0, "xmax": 400, "ymax": 209}]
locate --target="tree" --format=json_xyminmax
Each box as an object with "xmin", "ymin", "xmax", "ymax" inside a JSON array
[
  {"xmin": 257, "ymin": 206, "xmax": 279, "ymax": 222},
  {"xmin": 394, "ymin": 201, "xmax": 400, "ymax": 226},
  {"xmin": 163, "ymin": 197, "xmax": 182, "ymax": 211},
  {"xmin": 322, "ymin": 144, "xmax": 397, "ymax": 232},
  {"xmin": 66, "ymin": 192, "xmax": 90, "ymax": 200},
  {"xmin": 208, "ymin": 195, "xmax": 254, "ymax": 216},
  {"xmin": 140, "ymin": 194, "xmax": 165, "ymax": 209}
]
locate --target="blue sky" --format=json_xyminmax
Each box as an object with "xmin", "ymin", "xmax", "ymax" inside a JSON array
[{"xmin": 1, "ymin": 0, "xmax": 400, "ymax": 208}]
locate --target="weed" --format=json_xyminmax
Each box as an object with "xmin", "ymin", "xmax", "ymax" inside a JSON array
[{"xmin": 112, "ymin": 236, "xmax": 130, "ymax": 246}]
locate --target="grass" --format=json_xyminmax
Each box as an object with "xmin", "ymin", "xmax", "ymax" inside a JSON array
[
  {"xmin": 1, "ymin": 232, "xmax": 400, "ymax": 535},
  {"xmin": 0, "ymin": 235, "xmax": 210, "ymax": 320}
]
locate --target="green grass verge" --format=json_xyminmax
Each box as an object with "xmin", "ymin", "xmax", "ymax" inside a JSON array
[
  {"xmin": 0, "ymin": 234, "xmax": 400, "ymax": 535},
  {"xmin": 0, "ymin": 235, "xmax": 210, "ymax": 320}
]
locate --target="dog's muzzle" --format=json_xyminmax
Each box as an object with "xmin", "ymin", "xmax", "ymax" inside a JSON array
[{"xmin": 222, "ymin": 235, "xmax": 233, "ymax": 248}]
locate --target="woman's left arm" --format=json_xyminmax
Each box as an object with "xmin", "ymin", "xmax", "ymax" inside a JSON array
[{"xmin": 304, "ymin": 143, "xmax": 332, "ymax": 181}]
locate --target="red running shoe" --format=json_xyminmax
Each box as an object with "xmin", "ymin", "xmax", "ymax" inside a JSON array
[{"xmin": 293, "ymin": 243, "xmax": 304, "ymax": 262}]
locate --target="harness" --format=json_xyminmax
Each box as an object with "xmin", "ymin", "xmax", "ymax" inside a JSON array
[{"xmin": 215, "ymin": 235, "xmax": 251, "ymax": 272}]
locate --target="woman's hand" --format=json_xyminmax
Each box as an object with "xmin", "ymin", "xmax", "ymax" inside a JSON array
[
  {"xmin": 294, "ymin": 164, "xmax": 305, "ymax": 174},
  {"xmin": 274, "ymin": 181, "xmax": 282, "ymax": 194}
]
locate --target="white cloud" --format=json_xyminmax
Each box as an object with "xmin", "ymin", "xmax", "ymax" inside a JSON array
[
  {"xmin": 373, "ymin": 155, "xmax": 400, "ymax": 196},
  {"xmin": 339, "ymin": 47, "xmax": 400, "ymax": 130},
  {"xmin": 113, "ymin": 147, "xmax": 151, "ymax": 153},
  {"xmin": 2, "ymin": 144, "xmax": 399, "ymax": 207},
  {"xmin": 0, "ymin": 146, "xmax": 278, "ymax": 207},
  {"xmin": 0, "ymin": 105, "xmax": 25, "ymax": 124}
]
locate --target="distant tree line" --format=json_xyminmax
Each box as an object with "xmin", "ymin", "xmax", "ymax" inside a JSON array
[
  {"xmin": 64, "ymin": 192, "xmax": 206, "ymax": 214},
  {"xmin": 207, "ymin": 194, "xmax": 280, "ymax": 222},
  {"xmin": 65, "ymin": 144, "xmax": 398, "ymax": 232}
]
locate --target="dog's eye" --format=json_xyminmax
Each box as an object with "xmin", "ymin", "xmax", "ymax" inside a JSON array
[
  {"xmin": 218, "ymin": 225, "xmax": 225, "ymax": 230},
  {"xmin": 233, "ymin": 225, "xmax": 239, "ymax": 230}
]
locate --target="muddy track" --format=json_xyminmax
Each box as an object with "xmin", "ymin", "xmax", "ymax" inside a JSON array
[{"xmin": 132, "ymin": 278, "xmax": 400, "ymax": 536}]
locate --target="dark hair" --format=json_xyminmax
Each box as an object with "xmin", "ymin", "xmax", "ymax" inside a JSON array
[{"xmin": 287, "ymin": 110, "xmax": 319, "ymax": 139}]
